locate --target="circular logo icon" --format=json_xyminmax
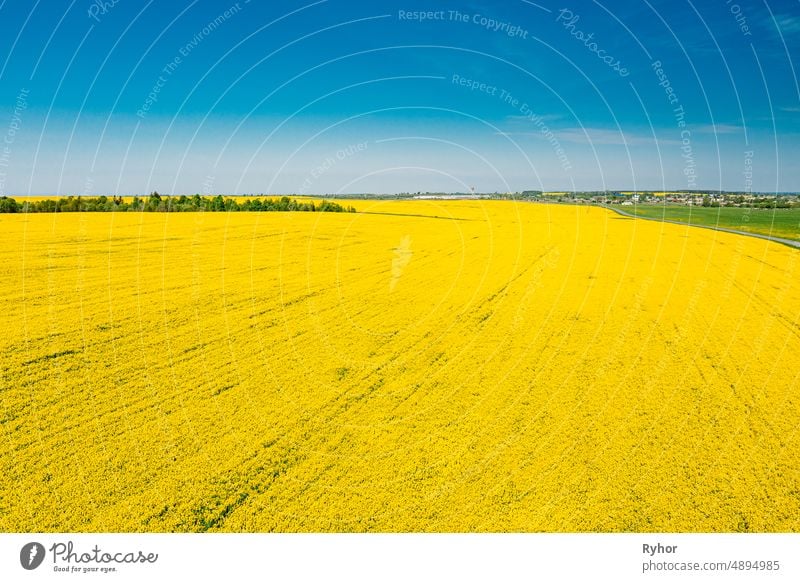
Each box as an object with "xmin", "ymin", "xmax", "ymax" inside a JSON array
[{"xmin": 20, "ymin": 542, "xmax": 45, "ymax": 570}]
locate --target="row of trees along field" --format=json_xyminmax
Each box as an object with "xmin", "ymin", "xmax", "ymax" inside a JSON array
[{"xmin": 0, "ymin": 192, "xmax": 357, "ymax": 213}]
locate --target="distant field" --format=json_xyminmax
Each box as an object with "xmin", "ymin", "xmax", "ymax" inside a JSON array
[{"xmin": 626, "ymin": 204, "xmax": 800, "ymax": 242}]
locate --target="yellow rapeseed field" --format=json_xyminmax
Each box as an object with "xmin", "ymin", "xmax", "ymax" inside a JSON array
[{"xmin": 1, "ymin": 201, "xmax": 799, "ymax": 532}]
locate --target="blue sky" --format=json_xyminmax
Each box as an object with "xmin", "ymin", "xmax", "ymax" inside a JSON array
[{"xmin": 0, "ymin": 0, "xmax": 798, "ymax": 195}]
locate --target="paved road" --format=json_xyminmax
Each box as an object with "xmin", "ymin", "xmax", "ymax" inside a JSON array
[{"xmin": 601, "ymin": 204, "xmax": 800, "ymax": 250}]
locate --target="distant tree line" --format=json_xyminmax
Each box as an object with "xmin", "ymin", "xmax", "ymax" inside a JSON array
[{"xmin": 0, "ymin": 192, "xmax": 357, "ymax": 213}]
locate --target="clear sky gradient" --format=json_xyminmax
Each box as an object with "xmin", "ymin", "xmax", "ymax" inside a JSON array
[{"xmin": 0, "ymin": 0, "xmax": 798, "ymax": 195}]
